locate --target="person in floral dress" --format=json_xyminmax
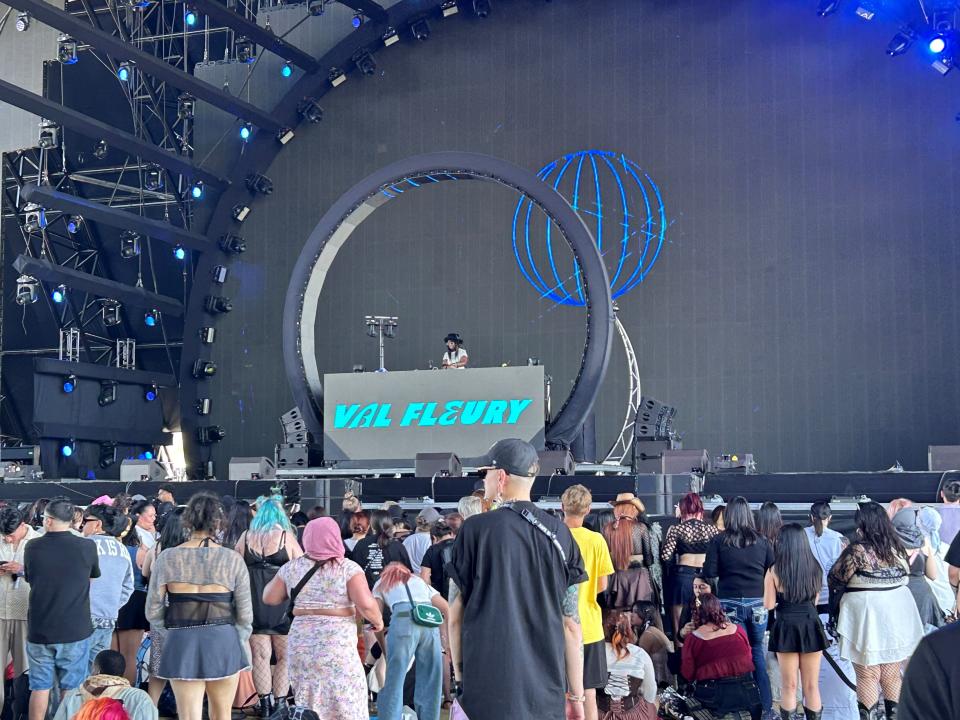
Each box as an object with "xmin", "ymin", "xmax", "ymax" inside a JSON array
[{"xmin": 264, "ymin": 517, "xmax": 384, "ymax": 720}]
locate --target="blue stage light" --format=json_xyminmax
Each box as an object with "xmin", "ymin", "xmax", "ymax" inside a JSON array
[
  {"xmin": 60, "ymin": 441, "xmax": 74, "ymax": 458},
  {"xmin": 930, "ymin": 36, "xmax": 947, "ymax": 53},
  {"xmin": 62, "ymin": 375, "xmax": 77, "ymax": 393},
  {"xmin": 281, "ymin": 62, "xmax": 293, "ymax": 78},
  {"xmin": 190, "ymin": 181, "xmax": 204, "ymax": 199},
  {"xmin": 51, "ymin": 285, "xmax": 66, "ymax": 303},
  {"xmin": 145, "ymin": 385, "xmax": 158, "ymax": 402},
  {"xmin": 138, "ymin": 451, "xmax": 154, "ymax": 460},
  {"xmin": 144, "ymin": 309, "xmax": 160, "ymax": 327},
  {"xmin": 239, "ymin": 123, "xmax": 252, "ymax": 141},
  {"xmin": 185, "ymin": 8, "xmax": 198, "ymax": 26},
  {"xmin": 174, "ymin": 245, "xmax": 186, "ymax": 261},
  {"xmin": 352, "ymin": 13, "xmax": 363, "ymax": 28},
  {"xmin": 117, "ymin": 64, "xmax": 130, "ymax": 81}
]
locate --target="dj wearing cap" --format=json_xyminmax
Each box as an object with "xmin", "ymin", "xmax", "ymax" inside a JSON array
[
  {"xmin": 441, "ymin": 333, "xmax": 469, "ymax": 370},
  {"xmin": 445, "ymin": 438, "xmax": 588, "ymax": 720}
]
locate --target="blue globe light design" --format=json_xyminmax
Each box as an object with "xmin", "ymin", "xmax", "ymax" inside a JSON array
[{"xmin": 512, "ymin": 150, "xmax": 667, "ymax": 306}]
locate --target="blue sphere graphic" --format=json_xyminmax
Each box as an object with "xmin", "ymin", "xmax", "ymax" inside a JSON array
[{"xmin": 512, "ymin": 150, "xmax": 666, "ymax": 306}]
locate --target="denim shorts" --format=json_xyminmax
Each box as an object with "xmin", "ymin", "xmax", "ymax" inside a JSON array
[{"xmin": 26, "ymin": 638, "xmax": 91, "ymax": 691}]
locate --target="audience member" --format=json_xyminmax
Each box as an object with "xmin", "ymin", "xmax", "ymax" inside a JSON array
[
  {"xmin": 373, "ymin": 561, "xmax": 447, "ymax": 720},
  {"xmin": 597, "ymin": 611, "xmax": 657, "ymax": 720},
  {"xmin": 82, "ymin": 505, "xmax": 135, "ymax": 667},
  {"xmin": 23, "ymin": 497, "xmax": 101, "ymax": 720},
  {"xmin": 221, "ymin": 500, "xmax": 253, "ymax": 550},
  {"xmin": 264, "ymin": 517, "xmax": 383, "ymax": 720},
  {"xmin": 602, "ymin": 494, "xmax": 656, "ymax": 612},
  {"xmin": 54, "ymin": 650, "xmax": 156, "ymax": 720},
  {"xmin": 393, "ymin": 519, "xmax": 414, "ymax": 541},
  {"xmin": 351, "ymin": 510, "xmax": 411, "ymax": 589},
  {"xmin": 828, "ymin": 501, "xmax": 923, "ymax": 720},
  {"xmin": 445, "ymin": 512, "xmax": 464, "ymax": 534},
  {"xmin": 764, "ymin": 523, "xmax": 826, "ymax": 720},
  {"xmin": 157, "ymin": 485, "xmax": 176, "ymax": 506},
  {"xmin": 0, "ymin": 506, "xmax": 39, "ymax": 710},
  {"xmin": 914, "ymin": 506, "xmax": 955, "ymax": 615},
  {"xmin": 756, "ymin": 502, "xmax": 783, "ymax": 545},
  {"xmin": 562, "ymin": 484, "xmax": 615, "ymax": 720},
  {"xmin": 133, "ymin": 503, "xmax": 157, "ymax": 550},
  {"xmin": 899, "ymin": 620, "xmax": 960, "ymax": 720},
  {"xmin": 891, "ymin": 506, "xmax": 943, "ymax": 631},
  {"xmin": 114, "ymin": 516, "xmax": 148, "ymax": 685},
  {"xmin": 703, "ymin": 496, "xmax": 775, "ymax": 717},
  {"xmin": 420, "ymin": 520, "xmax": 456, "ymax": 594},
  {"xmin": 24, "ymin": 499, "xmax": 49, "ymax": 530},
  {"xmin": 344, "ymin": 511, "xmax": 370, "ymax": 552},
  {"xmin": 403, "ymin": 508, "xmax": 441, "ymax": 574},
  {"xmin": 710, "ymin": 505, "xmax": 726, "ymax": 531},
  {"xmin": 446, "ymin": 439, "xmax": 587, "ymax": 720},
  {"xmin": 937, "ymin": 479, "xmax": 960, "ymax": 548},
  {"xmin": 456, "ymin": 495, "xmax": 484, "ymax": 521},
  {"xmin": 661, "ymin": 492, "xmax": 718, "ymax": 634},
  {"xmin": 72, "ymin": 697, "xmax": 130, "ymax": 720}
]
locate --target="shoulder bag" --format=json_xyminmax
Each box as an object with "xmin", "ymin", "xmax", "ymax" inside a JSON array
[
  {"xmin": 403, "ymin": 581, "xmax": 443, "ymax": 627},
  {"xmin": 286, "ymin": 561, "xmax": 322, "ymax": 621}
]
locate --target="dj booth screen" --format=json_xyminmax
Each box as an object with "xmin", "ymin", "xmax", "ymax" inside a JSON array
[{"xmin": 323, "ymin": 366, "xmax": 546, "ymax": 461}]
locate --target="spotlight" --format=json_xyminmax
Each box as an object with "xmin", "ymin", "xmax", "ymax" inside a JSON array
[
  {"xmin": 102, "ymin": 299, "xmax": 122, "ymax": 326},
  {"xmin": 144, "ymin": 384, "xmax": 158, "ymax": 402},
  {"xmin": 193, "ymin": 359, "xmax": 217, "ymax": 379},
  {"xmin": 24, "ymin": 204, "xmax": 47, "ymax": 232},
  {"xmin": 178, "ymin": 94, "xmax": 195, "ymax": 120},
  {"xmin": 472, "ymin": 0, "xmax": 490, "ymax": 17},
  {"xmin": 197, "ymin": 425, "xmax": 226, "ymax": 444},
  {"xmin": 144, "ymin": 164, "xmax": 163, "ymax": 191},
  {"xmin": 232, "ymin": 204, "xmax": 250, "ymax": 222},
  {"xmin": 886, "ymin": 28, "xmax": 915, "ymax": 56},
  {"xmin": 184, "ymin": 5, "xmax": 198, "ymax": 26},
  {"xmin": 15, "ymin": 275, "xmax": 38, "ymax": 305},
  {"xmin": 60, "ymin": 440, "xmax": 75, "ymax": 458},
  {"xmin": 196, "ymin": 398, "xmax": 211, "ymax": 415},
  {"xmin": 276, "ymin": 127, "xmax": 295, "ymax": 145},
  {"xmin": 308, "ymin": 0, "xmax": 324, "ymax": 16},
  {"xmin": 38, "ymin": 122, "xmax": 60, "ymax": 150},
  {"xmin": 239, "ymin": 123, "xmax": 253, "ymax": 141},
  {"xmin": 246, "ymin": 173, "xmax": 273, "ymax": 195},
  {"xmin": 93, "ymin": 139, "xmax": 108, "ymax": 160},
  {"xmin": 383, "ymin": 27, "xmax": 400, "ymax": 46},
  {"xmin": 51, "ymin": 285, "xmax": 67, "ymax": 304},
  {"xmin": 297, "ymin": 97, "xmax": 323, "ymax": 123},
  {"xmin": 57, "ymin": 34, "xmax": 78, "ymax": 64},
  {"xmin": 98, "ymin": 380, "xmax": 118, "ymax": 407},
  {"xmin": 329, "ymin": 67, "xmax": 347, "ymax": 87},
  {"xmin": 411, "ymin": 18, "xmax": 431, "ymax": 41},
  {"xmin": 144, "ymin": 308, "xmax": 161, "ymax": 327},
  {"xmin": 441, "ymin": 1, "xmax": 458, "ymax": 17},
  {"xmin": 138, "ymin": 450, "xmax": 154, "ymax": 460},
  {"xmin": 15, "ymin": 12, "xmax": 29, "ymax": 32},
  {"xmin": 174, "ymin": 245, "xmax": 186, "ymax": 261},
  {"xmin": 98, "ymin": 442, "xmax": 117, "ymax": 469},
  {"xmin": 219, "ymin": 234, "xmax": 246, "ymax": 254},
  {"xmin": 62, "ymin": 374, "xmax": 77, "ymax": 393},
  {"xmin": 929, "ymin": 35, "xmax": 947, "ymax": 54},
  {"xmin": 117, "ymin": 62, "xmax": 133, "ymax": 82},
  {"xmin": 200, "ymin": 327, "xmax": 216, "ymax": 344},
  {"xmin": 281, "ymin": 62, "xmax": 293, "ymax": 78},
  {"xmin": 816, "ymin": 0, "xmax": 841, "ymax": 16},
  {"xmin": 120, "ymin": 230, "xmax": 141, "ymax": 258},
  {"xmin": 352, "ymin": 13, "xmax": 363, "ymax": 28},
  {"xmin": 189, "ymin": 181, "xmax": 205, "ymax": 200},
  {"xmin": 65, "ymin": 215, "xmax": 82, "ymax": 234},
  {"xmin": 212, "ymin": 265, "xmax": 228, "ymax": 284},
  {"xmin": 204, "ymin": 295, "xmax": 233, "ymax": 314},
  {"xmin": 354, "ymin": 50, "xmax": 376, "ymax": 76},
  {"xmin": 235, "ymin": 37, "xmax": 255, "ymax": 63}
]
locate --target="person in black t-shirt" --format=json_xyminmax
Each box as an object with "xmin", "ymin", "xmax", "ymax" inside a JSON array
[
  {"xmin": 446, "ymin": 438, "xmax": 588, "ymax": 720},
  {"xmin": 349, "ymin": 510, "xmax": 411, "ymax": 589},
  {"xmin": 23, "ymin": 497, "xmax": 100, "ymax": 720},
  {"xmin": 900, "ymin": 620, "xmax": 960, "ymax": 720},
  {"xmin": 420, "ymin": 519, "xmax": 455, "ymax": 594}
]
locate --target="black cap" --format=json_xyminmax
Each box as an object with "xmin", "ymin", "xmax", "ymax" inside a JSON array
[
  {"xmin": 444, "ymin": 333, "xmax": 462, "ymax": 344},
  {"xmin": 475, "ymin": 438, "xmax": 540, "ymax": 478}
]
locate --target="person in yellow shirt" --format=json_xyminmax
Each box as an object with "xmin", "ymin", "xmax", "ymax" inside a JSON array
[{"xmin": 562, "ymin": 485, "xmax": 615, "ymax": 720}]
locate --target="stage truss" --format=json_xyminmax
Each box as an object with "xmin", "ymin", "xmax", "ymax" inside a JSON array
[{"xmin": 604, "ymin": 307, "xmax": 642, "ymax": 465}]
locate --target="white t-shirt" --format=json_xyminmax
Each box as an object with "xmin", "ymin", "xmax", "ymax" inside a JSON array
[
  {"xmin": 442, "ymin": 348, "xmax": 468, "ymax": 368},
  {"xmin": 603, "ymin": 643, "xmax": 656, "ymax": 703},
  {"xmin": 372, "ymin": 574, "xmax": 438, "ymax": 610},
  {"xmin": 136, "ymin": 525, "xmax": 157, "ymax": 550},
  {"xmin": 403, "ymin": 532, "xmax": 432, "ymax": 574}
]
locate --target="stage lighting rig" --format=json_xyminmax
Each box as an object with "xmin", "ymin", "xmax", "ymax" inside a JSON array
[
  {"xmin": 196, "ymin": 398, "xmax": 211, "ymax": 415},
  {"xmin": 276, "ymin": 127, "xmax": 295, "ymax": 145},
  {"xmin": 441, "ymin": 1, "xmax": 458, "ymax": 17},
  {"xmin": 16, "ymin": 275, "xmax": 38, "ymax": 305},
  {"xmin": 144, "ymin": 308, "xmax": 161, "ymax": 327},
  {"xmin": 120, "ymin": 230, "xmax": 141, "ymax": 258},
  {"xmin": 219, "ymin": 234, "xmax": 246, "ymax": 254},
  {"xmin": 102, "ymin": 300, "xmax": 122, "ymax": 326},
  {"xmin": 235, "ymin": 37, "xmax": 255, "ymax": 63},
  {"xmin": 816, "ymin": 0, "xmax": 841, "ymax": 16},
  {"xmin": 62, "ymin": 374, "xmax": 77, "ymax": 393},
  {"xmin": 354, "ymin": 50, "xmax": 377, "ymax": 76},
  {"xmin": 886, "ymin": 27, "xmax": 915, "ymax": 56},
  {"xmin": 98, "ymin": 442, "xmax": 117, "ymax": 469},
  {"xmin": 24, "ymin": 204, "xmax": 47, "ymax": 232},
  {"xmin": 184, "ymin": 5, "xmax": 199, "ymax": 26},
  {"xmin": 57, "ymin": 35, "xmax": 78, "ymax": 64},
  {"xmin": 193, "ymin": 359, "xmax": 217, "ymax": 379},
  {"xmin": 197, "ymin": 425, "xmax": 226, "ymax": 444},
  {"xmin": 232, "ymin": 204, "xmax": 250, "ymax": 222},
  {"xmin": 98, "ymin": 380, "xmax": 118, "ymax": 407},
  {"xmin": 178, "ymin": 94, "xmax": 195, "ymax": 121},
  {"xmin": 281, "ymin": 62, "xmax": 293, "ymax": 78},
  {"xmin": 200, "ymin": 327, "xmax": 216, "ymax": 344},
  {"xmin": 65, "ymin": 215, "xmax": 82, "ymax": 234},
  {"xmin": 855, "ymin": 1, "xmax": 876, "ymax": 20},
  {"xmin": 308, "ymin": 0, "xmax": 324, "ymax": 16},
  {"xmin": 239, "ymin": 123, "xmax": 253, "ymax": 142},
  {"xmin": 38, "ymin": 122, "xmax": 60, "ymax": 150},
  {"xmin": 144, "ymin": 164, "xmax": 163, "ymax": 191},
  {"xmin": 352, "ymin": 13, "xmax": 363, "ymax": 28},
  {"xmin": 473, "ymin": 0, "xmax": 491, "ymax": 17},
  {"xmin": 144, "ymin": 384, "xmax": 158, "ymax": 402},
  {"xmin": 117, "ymin": 62, "xmax": 133, "ymax": 82},
  {"xmin": 329, "ymin": 67, "xmax": 347, "ymax": 87},
  {"xmin": 15, "ymin": 12, "xmax": 29, "ymax": 31},
  {"xmin": 93, "ymin": 140, "xmax": 109, "ymax": 160},
  {"xmin": 173, "ymin": 245, "xmax": 187, "ymax": 261},
  {"xmin": 60, "ymin": 440, "xmax": 75, "ymax": 458},
  {"xmin": 51, "ymin": 285, "xmax": 67, "ymax": 304},
  {"xmin": 383, "ymin": 27, "xmax": 400, "ymax": 46},
  {"xmin": 212, "ymin": 265, "xmax": 228, "ymax": 284},
  {"xmin": 189, "ymin": 181, "xmax": 205, "ymax": 200},
  {"xmin": 364, "ymin": 315, "xmax": 399, "ymax": 370},
  {"xmin": 411, "ymin": 18, "xmax": 431, "ymax": 41},
  {"xmin": 297, "ymin": 98, "xmax": 323, "ymax": 123},
  {"xmin": 246, "ymin": 174, "xmax": 273, "ymax": 195},
  {"xmin": 204, "ymin": 295, "xmax": 233, "ymax": 314}
]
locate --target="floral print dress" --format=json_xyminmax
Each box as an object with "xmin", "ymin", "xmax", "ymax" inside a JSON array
[{"xmin": 278, "ymin": 556, "xmax": 367, "ymax": 720}]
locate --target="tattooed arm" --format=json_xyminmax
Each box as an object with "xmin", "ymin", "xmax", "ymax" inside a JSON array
[
  {"xmin": 448, "ymin": 583, "xmax": 464, "ymax": 682},
  {"xmin": 562, "ymin": 584, "xmax": 585, "ymax": 701}
]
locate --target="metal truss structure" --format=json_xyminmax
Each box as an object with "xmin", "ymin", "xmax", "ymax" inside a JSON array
[{"xmin": 603, "ymin": 308, "xmax": 642, "ymax": 466}]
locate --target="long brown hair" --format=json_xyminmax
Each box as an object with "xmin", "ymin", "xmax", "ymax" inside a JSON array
[
  {"xmin": 603, "ymin": 506, "xmax": 639, "ymax": 571},
  {"xmin": 604, "ymin": 611, "xmax": 636, "ymax": 660}
]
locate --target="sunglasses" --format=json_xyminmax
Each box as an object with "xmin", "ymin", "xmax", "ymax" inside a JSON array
[{"xmin": 81, "ymin": 517, "xmax": 98, "ymax": 526}]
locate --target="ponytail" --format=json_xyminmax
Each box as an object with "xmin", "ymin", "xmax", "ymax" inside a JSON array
[{"xmin": 810, "ymin": 500, "xmax": 832, "ymax": 538}]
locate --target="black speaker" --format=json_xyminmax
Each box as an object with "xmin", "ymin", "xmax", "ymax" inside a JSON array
[
  {"xmin": 634, "ymin": 397, "xmax": 676, "ymax": 440},
  {"xmin": 537, "ymin": 449, "xmax": 575, "ymax": 476},
  {"xmin": 662, "ymin": 449, "xmax": 710, "ymax": 475},
  {"xmin": 929, "ymin": 446, "xmax": 960, "ymax": 471},
  {"xmin": 415, "ymin": 452, "xmax": 462, "ymax": 478},
  {"xmin": 275, "ymin": 443, "xmax": 322, "ymax": 469}
]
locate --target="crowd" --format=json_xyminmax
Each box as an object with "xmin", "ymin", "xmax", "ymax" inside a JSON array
[{"xmin": 0, "ymin": 446, "xmax": 959, "ymax": 720}]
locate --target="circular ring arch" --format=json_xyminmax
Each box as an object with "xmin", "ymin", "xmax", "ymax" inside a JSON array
[{"xmin": 282, "ymin": 151, "xmax": 615, "ymax": 450}]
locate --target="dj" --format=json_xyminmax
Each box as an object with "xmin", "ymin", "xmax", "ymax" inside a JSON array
[{"xmin": 442, "ymin": 333, "xmax": 469, "ymax": 370}]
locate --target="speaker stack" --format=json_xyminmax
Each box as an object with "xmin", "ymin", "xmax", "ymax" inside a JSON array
[{"xmin": 275, "ymin": 407, "xmax": 322, "ymax": 469}]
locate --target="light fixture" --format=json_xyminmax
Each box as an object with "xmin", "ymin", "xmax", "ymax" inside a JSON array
[
  {"xmin": 411, "ymin": 18, "xmax": 431, "ymax": 41},
  {"xmin": 281, "ymin": 62, "xmax": 293, "ymax": 78},
  {"xmin": 60, "ymin": 440, "xmax": 75, "ymax": 458},
  {"xmin": 441, "ymin": 1, "xmax": 458, "ymax": 17},
  {"xmin": 816, "ymin": 0, "xmax": 841, "ymax": 16},
  {"xmin": 929, "ymin": 35, "xmax": 948, "ymax": 54},
  {"xmin": 197, "ymin": 425, "xmax": 226, "ymax": 444},
  {"xmin": 276, "ymin": 127, "xmax": 295, "ymax": 145},
  {"xmin": 854, "ymin": 2, "xmax": 876, "ymax": 20},
  {"xmin": 51, "ymin": 284, "xmax": 67, "ymax": 304},
  {"xmin": 235, "ymin": 37, "xmax": 255, "ymax": 63},
  {"xmin": 144, "ymin": 164, "xmax": 163, "ymax": 191},
  {"xmin": 93, "ymin": 139, "xmax": 109, "ymax": 160},
  {"xmin": 212, "ymin": 265, "xmax": 228, "ymax": 284},
  {"xmin": 174, "ymin": 245, "xmax": 186, "ymax": 261},
  {"xmin": 120, "ymin": 230, "xmax": 141, "ymax": 258},
  {"xmin": 329, "ymin": 67, "xmax": 347, "ymax": 87},
  {"xmin": 38, "ymin": 122, "xmax": 60, "ymax": 150},
  {"xmin": 65, "ymin": 215, "xmax": 82, "ymax": 234},
  {"xmin": 16, "ymin": 275, "xmax": 38, "ymax": 305},
  {"xmin": 352, "ymin": 13, "xmax": 363, "ymax": 28},
  {"xmin": 189, "ymin": 181, "xmax": 205, "ymax": 200},
  {"xmin": 297, "ymin": 97, "xmax": 323, "ymax": 123},
  {"xmin": 308, "ymin": 0, "xmax": 324, "ymax": 16},
  {"xmin": 472, "ymin": 0, "xmax": 490, "ymax": 17},
  {"xmin": 117, "ymin": 62, "xmax": 133, "ymax": 82},
  {"xmin": 193, "ymin": 359, "xmax": 217, "ymax": 378},
  {"xmin": 57, "ymin": 35, "xmax": 78, "ymax": 64},
  {"xmin": 102, "ymin": 299, "xmax": 122, "ymax": 326},
  {"xmin": 178, "ymin": 94, "xmax": 195, "ymax": 121},
  {"xmin": 886, "ymin": 28, "xmax": 915, "ymax": 57},
  {"xmin": 383, "ymin": 27, "xmax": 399, "ymax": 46},
  {"xmin": 15, "ymin": 12, "xmax": 29, "ymax": 32},
  {"xmin": 144, "ymin": 384, "xmax": 158, "ymax": 402},
  {"xmin": 204, "ymin": 295, "xmax": 233, "ymax": 314},
  {"xmin": 62, "ymin": 374, "xmax": 77, "ymax": 393},
  {"xmin": 24, "ymin": 204, "xmax": 47, "ymax": 232},
  {"xmin": 246, "ymin": 173, "xmax": 273, "ymax": 195},
  {"xmin": 196, "ymin": 398, "xmax": 212, "ymax": 415},
  {"xmin": 184, "ymin": 5, "xmax": 198, "ymax": 26},
  {"xmin": 232, "ymin": 204, "xmax": 250, "ymax": 222},
  {"xmin": 144, "ymin": 308, "xmax": 161, "ymax": 327},
  {"xmin": 200, "ymin": 327, "xmax": 216, "ymax": 344},
  {"xmin": 354, "ymin": 50, "xmax": 376, "ymax": 76},
  {"xmin": 219, "ymin": 234, "xmax": 246, "ymax": 254},
  {"xmin": 98, "ymin": 442, "xmax": 117, "ymax": 469},
  {"xmin": 239, "ymin": 123, "xmax": 253, "ymax": 141},
  {"xmin": 98, "ymin": 380, "xmax": 118, "ymax": 407},
  {"xmin": 138, "ymin": 450, "xmax": 154, "ymax": 460}
]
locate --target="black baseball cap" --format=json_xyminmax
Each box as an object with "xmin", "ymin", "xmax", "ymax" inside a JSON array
[{"xmin": 475, "ymin": 439, "xmax": 540, "ymax": 478}]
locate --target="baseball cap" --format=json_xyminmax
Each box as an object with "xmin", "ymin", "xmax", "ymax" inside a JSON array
[
  {"xmin": 417, "ymin": 507, "xmax": 441, "ymax": 524},
  {"xmin": 475, "ymin": 438, "xmax": 540, "ymax": 478}
]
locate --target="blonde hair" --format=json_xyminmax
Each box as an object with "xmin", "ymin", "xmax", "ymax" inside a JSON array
[
  {"xmin": 561, "ymin": 484, "xmax": 592, "ymax": 516},
  {"xmin": 457, "ymin": 496, "xmax": 484, "ymax": 519}
]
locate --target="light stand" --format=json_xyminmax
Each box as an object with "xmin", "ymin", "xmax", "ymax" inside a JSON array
[{"xmin": 364, "ymin": 315, "xmax": 398, "ymax": 371}]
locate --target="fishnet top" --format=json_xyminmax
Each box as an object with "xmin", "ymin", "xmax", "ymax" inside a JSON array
[
  {"xmin": 660, "ymin": 519, "xmax": 719, "ymax": 562},
  {"xmin": 632, "ymin": 523, "xmax": 654, "ymax": 568},
  {"xmin": 827, "ymin": 541, "xmax": 909, "ymax": 594}
]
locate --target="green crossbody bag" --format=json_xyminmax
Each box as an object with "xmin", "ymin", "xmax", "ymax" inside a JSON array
[{"xmin": 404, "ymin": 581, "xmax": 443, "ymax": 627}]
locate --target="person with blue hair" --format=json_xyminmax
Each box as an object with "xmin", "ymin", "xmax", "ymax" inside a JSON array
[{"xmin": 234, "ymin": 497, "xmax": 303, "ymax": 718}]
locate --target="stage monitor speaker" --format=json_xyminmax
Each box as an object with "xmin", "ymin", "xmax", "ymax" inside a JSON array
[
  {"xmin": 538, "ymin": 450, "xmax": 575, "ymax": 476},
  {"xmin": 300, "ymin": 478, "xmax": 362, "ymax": 516},
  {"xmin": 275, "ymin": 443, "xmax": 322, "ymax": 469},
  {"xmin": 929, "ymin": 446, "xmax": 960, "ymax": 471},
  {"xmin": 415, "ymin": 452, "xmax": 462, "ymax": 478},
  {"xmin": 662, "ymin": 449, "xmax": 710, "ymax": 475},
  {"xmin": 120, "ymin": 459, "xmax": 167, "ymax": 483},
  {"xmin": 634, "ymin": 397, "xmax": 676, "ymax": 440},
  {"xmin": 229, "ymin": 456, "xmax": 276, "ymax": 481}
]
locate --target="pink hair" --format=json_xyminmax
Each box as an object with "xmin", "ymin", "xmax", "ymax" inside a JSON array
[
  {"xmin": 377, "ymin": 561, "xmax": 413, "ymax": 594},
  {"xmin": 887, "ymin": 498, "xmax": 913, "ymax": 520},
  {"xmin": 679, "ymin": 492, "xmax": 704, "ymax": 520},
  {"xmin": 74, "ymin": 699, "xmax": 129, "ymax": 720}
]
